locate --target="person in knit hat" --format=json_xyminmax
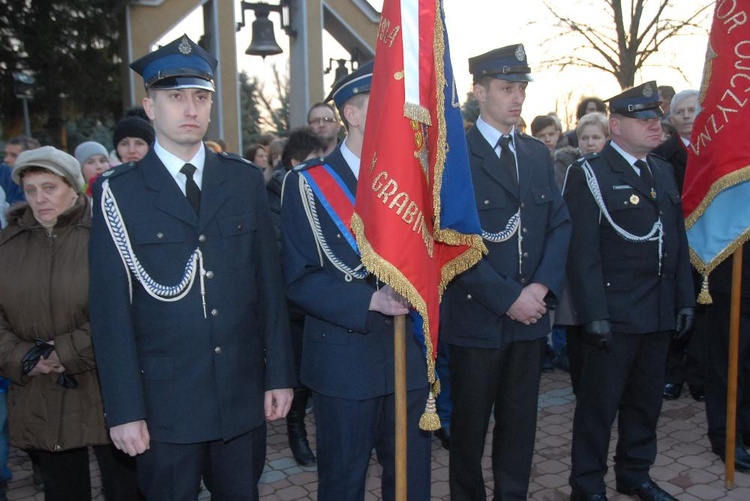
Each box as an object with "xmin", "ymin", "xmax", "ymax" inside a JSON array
[
  {"xmin": 112, "ymin": 116, "xmax": 154, "ymax": 163},
  {"xmin": 74, "ymin": 141, "xmax": 110, "ymax": 185}
]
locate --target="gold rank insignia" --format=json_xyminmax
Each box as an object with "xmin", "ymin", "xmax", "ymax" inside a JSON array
[{"xmin": 630, "ymin": 194, "xmax": 640, "ymax": 205}]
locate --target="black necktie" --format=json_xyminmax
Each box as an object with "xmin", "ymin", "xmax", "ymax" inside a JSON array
[
  {"xmin": 180, "ymin": 163, "xmax": 201, "ymax": 215},
  {"xmin": 497, "ymin": 135, "xmax": 518, "ymax": 185},
  {"xmin": 635, "ymin": 159, "xmax": 653, "ymax": 189}
]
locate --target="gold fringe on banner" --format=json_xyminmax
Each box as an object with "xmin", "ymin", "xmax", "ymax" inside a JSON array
[{"xmin": 418, "ymin": 390, "xmax": 441, "ymax": 431}]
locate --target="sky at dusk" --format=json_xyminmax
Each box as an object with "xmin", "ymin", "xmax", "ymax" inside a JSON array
[{"xmin": 161, "ymin": 0, "xmax": 713, "ymax": 130}]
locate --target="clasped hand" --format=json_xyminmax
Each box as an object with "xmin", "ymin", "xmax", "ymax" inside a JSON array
[{"xmin": 507, "ymin": 283, "xmax": 548, "ymax": 325}]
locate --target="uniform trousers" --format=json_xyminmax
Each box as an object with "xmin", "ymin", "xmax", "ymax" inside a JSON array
[
  {"xmin": 705, "ymin": 293, "xmax": 750, "ymax": 449},
  {"xmin": 136, "ymin": 423, "xmax": 266, "ymax": 501},
  {"xmin": 312, "ymin": 388, "xmax": 431, "ymax": 501},
  {"xmin": 570, "ymin": 331, "xmax": 671, "ymax": 494},
  {"xmin": 449, "ymin": 339, "xmax": 546, "ymax": 501},
  {"xmin": 37, "ymin": 444, "xmax": 140, "ymax": 501}
]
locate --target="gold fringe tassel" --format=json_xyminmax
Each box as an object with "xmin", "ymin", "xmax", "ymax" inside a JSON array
[
  {"xmin": 697, "ymin": 273, "xmax": 713, "ymax": 305},
  {"xmin": 418, "ymin": 390, "xmax": 441, "ymax": 431}
]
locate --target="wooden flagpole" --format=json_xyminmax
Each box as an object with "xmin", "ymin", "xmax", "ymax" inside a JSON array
[
  {"xmin": 394, "ymin": 314, "xmax": 408, "ymax": 501},
  {"xmin": 725, "ymin": 245, "xmax": 743, "ymax": 487}
]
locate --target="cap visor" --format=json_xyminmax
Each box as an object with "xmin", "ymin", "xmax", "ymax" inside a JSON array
[{"xmin": 149, "ymin": 76, "xmax": 215, "ymax": 92}]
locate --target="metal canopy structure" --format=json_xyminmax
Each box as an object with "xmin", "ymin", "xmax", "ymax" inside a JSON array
[{"xmin": 121, "ymin": 0, "xmax": 378, "ymax": 152}]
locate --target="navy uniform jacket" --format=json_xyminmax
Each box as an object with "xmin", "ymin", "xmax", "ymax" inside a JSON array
[
  {"xmin": 564, "ymin": 142, "xmax": 695, "ymax": 334},
  {"xmin": 652, "ymin": 133, "xmax": 688, "ymax": 192},
  {"xmin": 441, "ymin": 126, "xmax": 571, "ymax": 348},
  {"xmin": 280, "ymin": 146, "xmax": 427, "ymax": 399},
  {"xmin": 89, "ymin": 148, "xmax": 294, "ymax": 444}
]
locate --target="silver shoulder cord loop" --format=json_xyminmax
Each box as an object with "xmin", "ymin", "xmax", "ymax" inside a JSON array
[
  {"xmin": 580, "ymin": 160, "xmax": 664, "ymax": 275},
  {"xmin": 298, "ymin": 174, "xmax": 367, "ymax": 282},
  {"xmin": 101, "ymin": 179, "xmax": 208, "ymax": 318}
]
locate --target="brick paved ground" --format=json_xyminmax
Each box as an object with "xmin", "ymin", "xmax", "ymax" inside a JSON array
[{"xmin": 5, "ymin": 370, "xmax": 750, "ymax": 500}]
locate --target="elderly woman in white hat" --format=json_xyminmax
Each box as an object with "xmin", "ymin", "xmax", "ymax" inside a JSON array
[{"xmin": 0, "ymin": 146, "xmax": 140, "ymax": 500}]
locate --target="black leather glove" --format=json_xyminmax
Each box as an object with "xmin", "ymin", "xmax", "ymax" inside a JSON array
[
  {"xmin": 582, "ymin": 320, "xmax": 613, "ymax": 353},
  {"xmin": 674, "ymin": 307, "xmax": 695, "ymax": 341}
]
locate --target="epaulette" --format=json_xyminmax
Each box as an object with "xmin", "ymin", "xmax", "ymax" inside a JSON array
[
  {"xmin": 219, "ymin": 151, "xmax": 255, "ymax": 166},
  {"xmin": 292, "ymin": 156, "xmax": 326, "ymax": 172},
  {"xmin": 521, "ymin": 132, "xmax": 544, "ymax": 145},
  {"xmin": 100, "ymin": 161, "xmax": 138, "ymax": 180}
]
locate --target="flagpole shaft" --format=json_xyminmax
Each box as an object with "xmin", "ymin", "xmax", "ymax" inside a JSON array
[
  {"xmin": 394, "ymin": 314, "xmax": 408, "ymax": 501},
  {"xmin": 725, "ymin": 246, "xmax": 742, "ymax": 488}
]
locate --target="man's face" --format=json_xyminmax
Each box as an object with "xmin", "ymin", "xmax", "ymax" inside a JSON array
[
  {"xmin": 308, "ymin": 105, "xmax": 340, "ymax": 145},
  {"xmin": 659, "ymin": 91, "xmax": 672, "ymax": 114},
  {"xmin": 610, "ymin": 115, "xmax": 663, "ymax": 157},
  {"xmin": 144, "ymin": 88, "xmax": 212, "ymax": 152},
  {"xmin": 669, "ymin": 95, "xmax": 698, "ymax": 138},
  {"xmin": 474, "ymin": 78, "xmax": 527, "ymax": 134},
  {"xmin": 534, "ymin": 125, "xmax": 560, "ymax": 153},
  {"xmin": 4, "ymin": 144, "xmax": 22, "ymax": 167}
]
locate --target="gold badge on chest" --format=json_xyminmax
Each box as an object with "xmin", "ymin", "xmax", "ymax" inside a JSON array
[{"xmin": 630, "ymin": 194, "xmax": 640, "ymax": 205}]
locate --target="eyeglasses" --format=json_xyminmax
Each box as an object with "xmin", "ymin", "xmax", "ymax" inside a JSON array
[{"xmin": 308, "ymin": 116, "xmax": 337, "ymax": 125}]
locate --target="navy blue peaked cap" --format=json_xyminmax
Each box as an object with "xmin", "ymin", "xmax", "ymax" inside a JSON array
[
  {"xmin": 130, "ymin": 34, "xmax": 218, "ymax": 92},
  {"xmin": 326, "ymin": 60, "xmax": 374, "ymax": 109},
  {"xmin": 607, "ymin": 81, "xmax": 663, "ymax": 119},
  {"xmin": 469, "ymin": 44, "xmax": 533, "ymax": 83}
]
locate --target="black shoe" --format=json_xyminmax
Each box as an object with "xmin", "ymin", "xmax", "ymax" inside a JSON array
[
  {"xmin": 553, "ymin": 352, "xmax": 571, "ymax": 373},
  {"xmin": 569, "ymin": 488, "xmax": 608, "ymax": 501},
  {"xmin": 712, "ymin": 445, "xmax": 750, "ymax": 472},
  {"xmin": 688, "ymin": 384, "xmax": 705, "ymax": 402},
  {"xmin": 662, "ymin": 383, "xmax": 682, "ymax": 400},
  {"xmin": 542, "ymin": 344, "xmax": 555, "ymax": 372},
  {"xmin": 287, "ymin": 388, "xmax": 316, "ymax": 467},
  {"xmin": 434, "ymin": 427, "xmax": 450, "ymax": 450},
  {"xmin": 616, "ymin": 479, "xmax": 677, "ymax": 501},
  {"xmin": 32, "ymin": 461, "xmax": 43, "ymax": 490},
  {"xmin": 0, "ymin": 481, "xmax": 6, "ymax": 501}
]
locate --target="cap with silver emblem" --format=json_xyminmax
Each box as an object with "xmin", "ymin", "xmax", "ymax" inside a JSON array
[
  {"xmin": 469, "ymin": 44, "xmax": 533, "ymax": 83},
  {"xmin": 130, "ymin": 34, "xmax": 218, "ymax": 92},
  {"xmin": 606, "ymin": 81, "xmax": 663, "ymax": 119}
]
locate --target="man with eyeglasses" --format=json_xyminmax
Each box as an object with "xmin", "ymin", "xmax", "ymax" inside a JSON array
[{"xmin": 307, "ymin": 102, "xmax": 341, "ymax": 155}]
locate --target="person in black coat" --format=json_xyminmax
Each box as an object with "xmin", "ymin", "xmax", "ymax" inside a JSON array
[
  {"xmin": 564, "ymin": 82, "xmax": 695, "ymax": 501},
  {"xmin": 652, "ymin": 89, "xmax": 707, "ymax": 403},
  {"xmin": 89, "ymin": 35, "xmax": 295, "ymax": 500},
  {"xmin": 441, "ymin": 44, "xmax": 571, "ymax": 500}
]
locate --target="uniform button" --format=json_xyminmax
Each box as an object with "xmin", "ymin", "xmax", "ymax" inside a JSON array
[
  {"xmin": 140, "ymin": 369, "xmax": 144, "ymax": 375},
  {"xmin": 523, "ymin": 252, "xmax": 528, "ymax": 258},
  {"xmin": 321, "ymin": 333, "xmax": 326, "ymax": 339},
  {"xmin": 198, "ymin": 234, "xmax": 207, "ymax": 243},
  {"xmin": 520, "ymin": 278, "xmax": 527, "ymax": 284},
  {"xmin": 53, "ymin": 444, "xmax": 62, "ymax": 452},
  {"xmin": 214, "ymin": 346, "xmax": 222, "ymax": 354},
  {"xmin": 211, "ymin": 308, "xmax": 219, "ymax": 317},
  {"xmin": 156, "ymin": 232, "xmax": 164, "ymax": 239},
  {"xmin": 347, "ymin": 329, "xmax": 353, "ymax": 333},
  {"xmin": 522, "ymin": 227, "xmax": 528, "ymax": 234},
  {"xmin": 606, "ymin": 282, "xmax": 611, "ymax": 287},
  {"xmin": 541, "ymin": 194, "xmax": 546, "ymax": 199},
  {"xmin": 520, "ymin": 202, "xmax": 525, "ymax": 208},
  {"xmin": 483, "ymin": 199, "xmax": 490, "ymax": 205},
  {"xmin": 385, "ymin": 319, "xmax": 392, "ymax": 325},
  {"xmin": 337, "ymin": 233, "xmax": 342, "ymax": 239},
  {"xmin": 236, "ymin": 223, "xmax": 243, "ymax": 230},
  {"xmin": 663, "ymin": 252, "xmax": 668, "ymax": 257},
  {"xmin": 205, "ymin": 271, "xmax": 215, "ymax": 279},
  {"xmin": 466, "ymin": 294, "xmax": 472, "ymax": 300}
]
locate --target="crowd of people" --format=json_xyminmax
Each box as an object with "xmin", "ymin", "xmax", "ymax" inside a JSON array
[{"xmin": 0, "ymin": 32, "xmax": 748, "ymax": 501}]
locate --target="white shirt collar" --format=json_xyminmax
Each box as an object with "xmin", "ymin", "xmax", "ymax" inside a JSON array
[
  {"xmin": 609, "ymin": 140, "xmax": 645, "ymax": 172},
  {"xmin": 680, "ymin": 135, "xmax": 690, "ymax": 148},
  {"xmin": 340, "ymin": 138, "xmax": 360, "ymax": 180},
  {"xmin": 154, "ymin": 140, "xmax": 206, "ymax": 191},
  {"xmin": 476, "ymin": 115, "xmax": 516, "ymax": 150}
]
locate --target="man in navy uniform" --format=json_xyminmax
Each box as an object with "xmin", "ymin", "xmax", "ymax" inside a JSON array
[
  {"xmin": 280, "ymin": 62, "xmax": 431, "ymax": 501},
  {"xmin": 89, "ymin": 34, "xmax": 294, "ymax": 500},
  {"xmin": 564, "ymin": 82, "xmax": 695, "ymax": 501},
  {"xmin": 441, "ymin": 44, "xmax": 571, "ymax": 500}
]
